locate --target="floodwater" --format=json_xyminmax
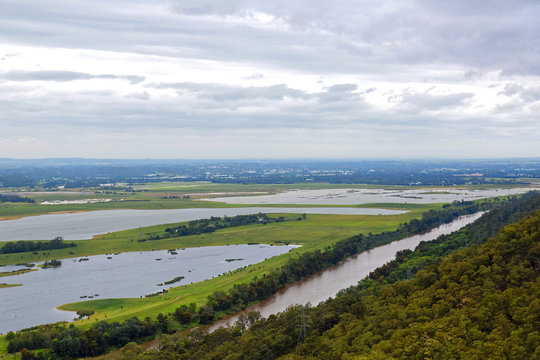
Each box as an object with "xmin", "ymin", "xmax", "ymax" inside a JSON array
[
  {"xmin": 209, "ymin": 212, "xmax": 484, "ymax": 331},
  {"xmin": 0, "ymin": 207, "xmax": 405, "ymax": 241},
  {"xmin": 0, "ymin": 244, "xmax": 299, "ymax": 333},
  {"xmin": 205, "ymin": 187, "xmax": 536, "ymax": 205}
]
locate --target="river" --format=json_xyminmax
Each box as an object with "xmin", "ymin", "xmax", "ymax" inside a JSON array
[{"xmin": 209, "ymin": 212, "xmax": 484, "ymax": 331}]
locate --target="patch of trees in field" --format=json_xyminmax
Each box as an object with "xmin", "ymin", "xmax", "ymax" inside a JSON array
[
  {"xmin": 7, "ymin": 192, "xmax": 539, "ymax": 359},
  {"xmin": 0, "ymin": 237, "xmax": 76, "ymax": 255},
  {"xmin": 0, "ymin": 194, "xmax": 35, "ymax": 203},
  {"xmin": 140, "ymin": 213, "xmax": 300, "ymax": 242},
  {"xmin": 42, "ymin": 259, "xmax": 61, "ymax": 268}
]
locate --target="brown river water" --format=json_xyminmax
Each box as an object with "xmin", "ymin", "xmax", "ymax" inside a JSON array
[{"xmin": 209, "ymin": 212, "xmax": 484, "ymax": 331}]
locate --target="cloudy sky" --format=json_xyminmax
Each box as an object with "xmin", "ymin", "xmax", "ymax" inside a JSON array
[{"xmin": 1, "ymin": 0, "xmax": 539, "ymax": 159}]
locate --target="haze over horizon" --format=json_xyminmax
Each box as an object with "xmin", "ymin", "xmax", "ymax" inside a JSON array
[{"xmin": 1, "ymin": 0, "xmax": 539, "ymax": 159}]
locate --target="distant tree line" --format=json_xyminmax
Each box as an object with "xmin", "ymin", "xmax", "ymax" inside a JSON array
[
  {"xmin": 0, "ymin": 237, "xmax": 76, "ymax": 255},
  {"xmin": 0, "ymin": 194, "xmax": 35, "ymax": 203}
]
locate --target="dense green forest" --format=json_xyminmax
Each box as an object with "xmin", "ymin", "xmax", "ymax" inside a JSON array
[{"xmin": 7, "ymin": 193, "xmax": 539, "ymax": 359}]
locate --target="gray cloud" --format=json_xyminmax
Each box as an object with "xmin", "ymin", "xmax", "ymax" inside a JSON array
[
  {"xmin": 147, "ymin": 82, "xmax": 310, "ymax": 101},
  {"xmin": 1, "ymin": 78, "xmax": 538, "ymax": 158},
  {"xmin": 401, "ymin": 90, "xmax": 474, "ymax": 110},
  {"xmin": 499, "ymin": 83, "xmax": 540, "ymax": 103},
  {"xmin": 0, "ymin": 1, "xmax": 538, "ymax": 76},
  {"xmin": 0, "ymin": 81, "xmax": 486, "ymax": 133},
  {"xmin": 244, "ymin": 73, "xmax": 264, "ymax": 80},
  {"xmin": 1, "ymin": 70, "xmax": 145, "ymax": 84},
  {"xmin": 0, "ymin": 0, "xmax": 538, "ymax": 158}
]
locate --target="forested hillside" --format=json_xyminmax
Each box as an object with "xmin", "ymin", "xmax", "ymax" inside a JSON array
[
  {"xmin": 289, "ymin": 210, "xmax": 540, "ymax": 359},
  {"xmin": 87, "ymin": 193, "xmax": 539, "ymax": 360}
]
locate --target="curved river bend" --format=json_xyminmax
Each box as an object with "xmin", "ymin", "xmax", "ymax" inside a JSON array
[{"xmin": 209, "ymin": 212, "xmax": 483, "ymax": 331}]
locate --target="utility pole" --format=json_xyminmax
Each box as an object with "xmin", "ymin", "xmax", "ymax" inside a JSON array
[{"xmin": 296, "ymin": 307, "xmax": 311, "ymax": 345}]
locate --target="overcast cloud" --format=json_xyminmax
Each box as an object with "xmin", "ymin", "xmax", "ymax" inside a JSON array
[{"xmin": 0, "ymin": 0, "xmax": 539, "ymax": 158}]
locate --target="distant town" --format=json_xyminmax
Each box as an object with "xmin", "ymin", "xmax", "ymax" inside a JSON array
[{"xmin": 0, "ymin": 158, "xmax": 539, "ymax": 189}]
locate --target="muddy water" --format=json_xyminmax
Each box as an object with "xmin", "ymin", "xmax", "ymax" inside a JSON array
[{"xmin": 209, "ymin": 212, "xmax": 484, "ymax": 331}]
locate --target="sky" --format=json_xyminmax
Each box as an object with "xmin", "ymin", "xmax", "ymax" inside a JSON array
[{"xmin": 0, "ymin": 0, "xmax": 539, "ymax": 159}]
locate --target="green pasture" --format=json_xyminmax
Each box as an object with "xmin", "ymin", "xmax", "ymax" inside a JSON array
[{"xmin": 0, "ymin": 337, "xmax": 16, "ymax": 360}]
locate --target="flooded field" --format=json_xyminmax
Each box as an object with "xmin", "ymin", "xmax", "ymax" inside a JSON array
[
  {"xmin": 205, "ymin": 187, "xmax": 536, "ymax": 205},
  {"xmin": 0, "ymin": 244, "xmax": 298, "ymax": 333}
]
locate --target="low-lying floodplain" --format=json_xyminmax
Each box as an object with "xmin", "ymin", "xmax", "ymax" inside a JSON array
[
  {"xmin": 0, "ymin": 184, "xmax": 536, "ymax": 360},
  {"xmin": 0, "ymin": 203, "xmax": 435, "ymax": 333}
]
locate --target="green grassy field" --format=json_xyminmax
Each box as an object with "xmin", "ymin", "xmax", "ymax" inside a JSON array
[
  {"xmin": 0, "ymin": 337, "xmax": 16, "ymax": 360},
  {"xmin": 0, "ymin": 195, "xmax": 237, "ymax": 220}
]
